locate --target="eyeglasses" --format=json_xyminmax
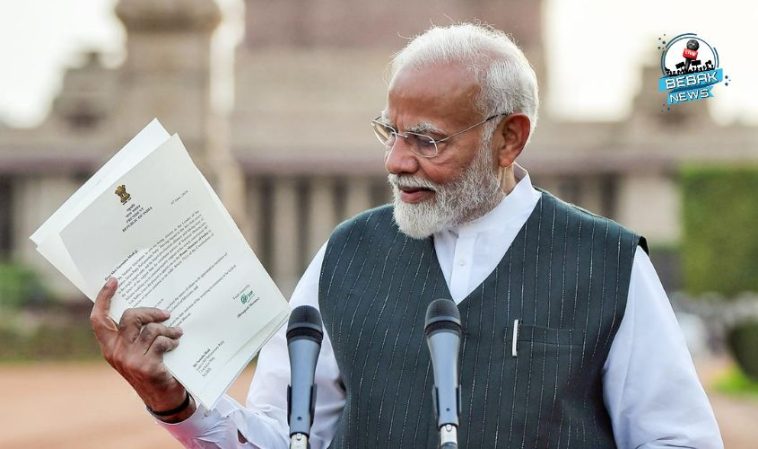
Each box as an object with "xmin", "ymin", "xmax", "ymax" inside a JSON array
[{"xmin": 370, "ymin": 112, "xmax": 510, "ymax": 158}]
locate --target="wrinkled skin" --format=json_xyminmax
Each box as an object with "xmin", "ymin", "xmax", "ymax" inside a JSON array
[{"xmin": 90, "ymin": 278, "xmax": 195, "ymax": 421}]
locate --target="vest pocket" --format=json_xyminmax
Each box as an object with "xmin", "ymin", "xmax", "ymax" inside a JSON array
[
  {"xmin": 458, "ymin": 324, "xmax": 591, "ymax": 448},
  {"xmin": 505, "ymin": 323, "xmax": 586, "ymax": 347}
]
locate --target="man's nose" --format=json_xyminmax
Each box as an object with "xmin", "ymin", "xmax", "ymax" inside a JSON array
[{"xmin": 384, "ymin": 135, "xmax": 420, "ymax": 175}]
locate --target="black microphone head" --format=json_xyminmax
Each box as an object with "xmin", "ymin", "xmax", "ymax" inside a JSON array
[
  {"xmin": 287, "ymin": 305, "xmax": 324, "ymax": 343},
  {"xmin": 686, "ymin": 39, "xmax": 700, "ymax": 51},
  {"xmin": 424, "ymin": 298, "xmax": 462, "ymax": 336}
]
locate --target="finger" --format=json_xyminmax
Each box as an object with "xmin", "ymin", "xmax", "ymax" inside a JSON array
[
  {"xmin": 90, "ymin": 277, "xmax": 119, "ymax": 335},
  {"xmin": 147, "ymin": 335, "xmax": 181, "ymax": 357},
  {"xmin": 137, "ymin": 323, "xmax": 183, "ymax": 351},
  {"xmin": 118, "ymin": 307, "xmax": 171, "ymax": 343}
]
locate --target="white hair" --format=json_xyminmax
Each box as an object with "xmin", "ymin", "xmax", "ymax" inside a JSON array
[{"xmin": 390, "ymin": 23, "xmax": 540, "ymax": 141}]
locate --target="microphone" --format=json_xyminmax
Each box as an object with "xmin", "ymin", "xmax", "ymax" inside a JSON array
[
  {"xmin": 286, "ymin": 305, "xmax": 324, "ymax": 449},
  {"xmin": 682, "ymin": 39, "xmax": 699, "ymax": 73},
  {"xmin": 425, "ymin": 298, "xmax": 463, "ymax": 449}
]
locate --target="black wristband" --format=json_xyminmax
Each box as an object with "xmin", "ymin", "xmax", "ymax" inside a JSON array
[{"xmin": 147, "ymin": 392, "xmax": 191, "ymax": 417}]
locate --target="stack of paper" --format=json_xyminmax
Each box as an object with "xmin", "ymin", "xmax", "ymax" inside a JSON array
[{"xmin": 30, "ymin": 120, "xmax": 290, "ymax": 409}]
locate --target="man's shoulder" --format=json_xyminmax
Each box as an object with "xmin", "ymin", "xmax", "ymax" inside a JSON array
[
  {"xmin": 330, "ymin": 204, "xmax": 396, "ymax": 240},
  {"xmin": 321, "ymin": 204, "xmax": 401, "ymax": 271},
  {"xmin": 540, "ymin": 190, "xmax": 649, "ymax": 253}
]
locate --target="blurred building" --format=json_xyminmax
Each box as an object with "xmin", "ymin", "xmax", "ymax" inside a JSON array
[{"xmin": 0, "ymin": 0, "xmax": 755, "ymax": 298}]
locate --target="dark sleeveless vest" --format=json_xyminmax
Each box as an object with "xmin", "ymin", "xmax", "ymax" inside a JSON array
[{"xmin": 318, "ymin": 191, "xmax": 646, "ymax": 449}]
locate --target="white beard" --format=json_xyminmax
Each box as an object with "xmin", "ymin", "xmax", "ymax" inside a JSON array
[{"xmin": 389, "ymin": 140, "xmax": 503, "ymax": 239}]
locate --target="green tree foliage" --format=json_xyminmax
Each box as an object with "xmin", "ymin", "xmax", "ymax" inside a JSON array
[
  {"xmin": 681, "ymin": 166, "xmax": 758, "ymax": 297},
  {"xmin": 0, "ymin": 263, "xmax": 47, "ymax": 309},
  {"xmin": 681, "ymin": 166, "xmax": 758, "ymax": 380},
  {"xmin": 728, "ymin": 323, "xmax": 758, "ymax": 380}
]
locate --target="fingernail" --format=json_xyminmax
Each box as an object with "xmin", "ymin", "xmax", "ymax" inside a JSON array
[
  {"xmin": 162, "ymin": 310, "xmax": 171, "ymax": 318},
  {"xmin": 106, "ymin": 277, "xmax": 116, "ymax": 288},
  {"xmin": 176, "ymin": 327, "xmax": 183, "ymax": 335}
]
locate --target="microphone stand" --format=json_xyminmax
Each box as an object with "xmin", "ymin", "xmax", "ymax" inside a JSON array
[
  {"xmin": 290, "ymin": 432, "xmax": 309, "ymax": 449},
  {"xmin": 439, "ymin": 424, "xmax": 458, "ymax": 449}
]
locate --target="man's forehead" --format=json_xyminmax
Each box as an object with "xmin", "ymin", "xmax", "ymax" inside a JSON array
[{"xmin": 385, "ymin": 64, "xmax": 481, "ymax": 131}]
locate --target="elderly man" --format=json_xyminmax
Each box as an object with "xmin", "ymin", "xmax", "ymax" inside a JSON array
[{"xmin": 90, "ymin": 23, "xmax": 723, "ymax": 449}]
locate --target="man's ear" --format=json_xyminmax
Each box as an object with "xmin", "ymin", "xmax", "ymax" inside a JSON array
[{"xmin": 495, "ymin": 113, "xmax": 531, "ymax": 167}]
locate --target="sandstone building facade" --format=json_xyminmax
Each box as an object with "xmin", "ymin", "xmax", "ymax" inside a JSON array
[{"xmin": 0, "ymin": 0, "xmax": 754, "ymax": 298}]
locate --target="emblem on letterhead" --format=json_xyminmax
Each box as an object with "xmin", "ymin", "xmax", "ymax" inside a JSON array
[{"xmin": 115, "ymin": 185, "xmax": 131, "ymax": 204}]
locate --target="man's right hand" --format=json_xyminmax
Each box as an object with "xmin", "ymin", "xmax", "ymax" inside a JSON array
[{"xmin": 90, "ymin": 277, "xmax": 195, "ymax": 422}]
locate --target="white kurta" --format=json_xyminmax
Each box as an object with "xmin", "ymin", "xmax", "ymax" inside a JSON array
[{"xmin": 159, "ymin": 166, "xmax": 723, "ymax": 449}]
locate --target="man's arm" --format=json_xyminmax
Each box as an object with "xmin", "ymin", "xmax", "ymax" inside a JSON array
[
  {"xmin": 603, "ymin": 247, "xmax": 723, "ymax": 449},
  {"xmin": 90, "ymin": 277, "xmax": 249, "ymax": 449},
  {"xmin": 90, "ymin": 278, "xmax": 192, "ymax": 420},
  {"xmin": 155, "ymin": 243, "xmax": 346, "ymax": 449}
]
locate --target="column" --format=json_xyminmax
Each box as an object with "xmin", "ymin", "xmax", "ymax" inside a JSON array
[
  {"xmin": 616, "ymin": 173, "xmax": 681, "ymax": 244},
  {"xmin": 307, "ymin": 176, "xmax": 338, "ymax": 261},
  {"xmin": 14, "ymin": 176, "xmax": 81, "ymax": 300},
  {"xmin": 579, "ymin": 176, "xmax": 604, "ymax": 215},
  {"xmin": 245, "ymin": 176, "xmax": 263, "ymax": 255},
  {"xmin": 343, "ymin": 176, "xmax": 373, "ymax": 219},
  {"xmin": 271, "ymin": 177, "xmax": 300, "ymax": 297}
]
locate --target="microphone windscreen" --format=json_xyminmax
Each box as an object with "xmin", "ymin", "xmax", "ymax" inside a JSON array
[
  {"xmin": 425, "ymin": 298, "xmax": 462, "ymax": 336},
  {"xmin": 287, "ymin": 305, "xmax": 324, "ymax": 343}
]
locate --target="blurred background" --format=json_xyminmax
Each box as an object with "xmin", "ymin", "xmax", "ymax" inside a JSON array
[{"xmin": 0, "ymin": 0, "xmax": 757, "ymax": 447}]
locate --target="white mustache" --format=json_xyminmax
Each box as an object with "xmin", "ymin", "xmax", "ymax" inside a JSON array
[{"xmin": 388, "ymin": 174, "xmax": 439, "ymax": 192}]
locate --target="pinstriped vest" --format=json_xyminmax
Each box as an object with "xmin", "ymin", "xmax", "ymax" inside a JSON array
[{"xmin": 318, "ymin": 192, "xmax": 645, "ymax": 449}]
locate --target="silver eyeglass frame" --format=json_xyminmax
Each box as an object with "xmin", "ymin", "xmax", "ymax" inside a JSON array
[{"xmin": 370, "ymin": 112, "xmax": 510, "ymax": 158}]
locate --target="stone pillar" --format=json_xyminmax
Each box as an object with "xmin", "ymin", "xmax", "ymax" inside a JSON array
[
  {"xmin": 343, "ymin": 176, "xmax": 373, "ymax": 219},
  {"xmin": 580, "ymin": 176, "xmax": 604, "ymax": 215},
  {"xmin": 616, "ymin": 173, "xmax": 681, "ymax": 245},
  {"xmin": 206, "ymin": 114, "xmax": 250, "ymax": 244},
  {"xmin": 14, "ymin": 176, "xmax": 81, "ymax": 300},
  {"xmin": 307, "ymin": 177, "xmax": 337, "ymax": 260},
  {"xmin": 114, "ymin": 0, "xmax": 222, "ymax": 175},
  {"xmin": 271, "ymin": 177, "xmax": 300, "ymax": 297},
  {"xmin": 534, "ymin": 175, "xmax": 560, "ymax": 197},
  {"xmin": 245, "ymin": 176, "xmax": 263, "ymax": 255}
]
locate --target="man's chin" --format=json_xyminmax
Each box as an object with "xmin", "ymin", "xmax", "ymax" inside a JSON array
[{"xmin": 392, "ymin": 201, "xmax": 446, "ymax": 239}]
